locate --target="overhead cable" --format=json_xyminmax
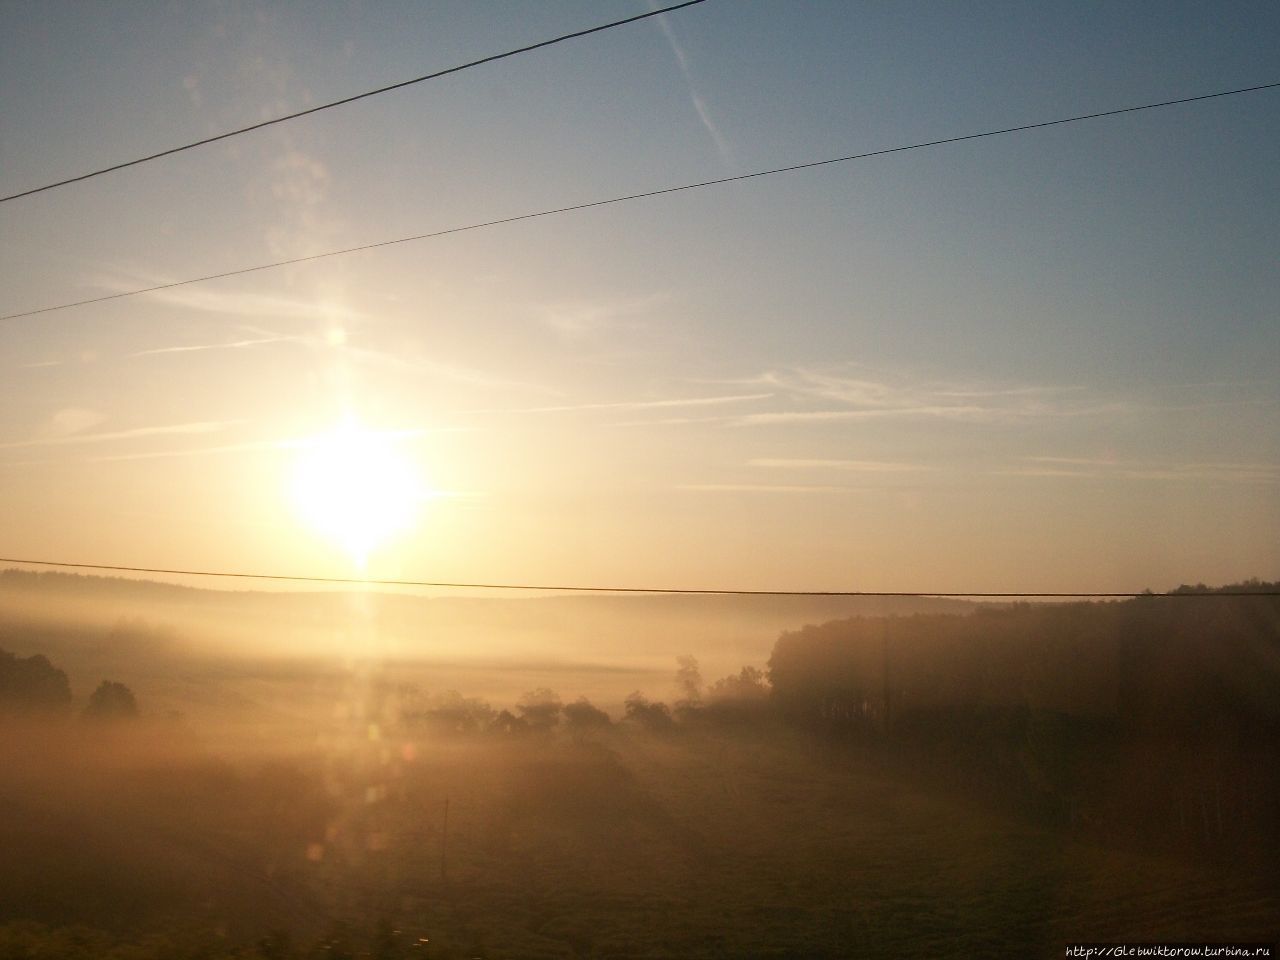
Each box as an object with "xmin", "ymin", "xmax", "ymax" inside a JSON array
[
  {"xmin": 1, "ymin": 557, "xmax": 1276, "ymax": 597},
  {"xmin": 3, "ymin": 80, "xmax": 1276, "ymax": 323},
  {"xmin": 0, "ymin": 0, "xmax": 710, "ymax": 204}
]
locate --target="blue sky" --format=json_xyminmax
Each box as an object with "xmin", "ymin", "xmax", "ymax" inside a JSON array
[{"xmin": 1, "ymin": 0, "xmax": 1277, "ymax": 591}]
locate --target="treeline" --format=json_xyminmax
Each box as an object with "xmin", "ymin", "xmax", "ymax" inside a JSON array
[
  {"xmin": 363, "ymin": 660, "xmax": 772, "ymax": 741},
  {"xmin": 767, "ymin": 581, "xmax": 1280, "ymax": 857}
]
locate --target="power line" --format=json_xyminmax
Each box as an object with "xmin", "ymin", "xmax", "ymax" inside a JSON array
[
  {"xmin": 1, "ymin": 557, "xmax": 1276, "ymax": 597},
  {"xmin": 0, "ymin": 0, "xmax": 711, "ymax": 205},
  {"xmin": 3, "ymin": 80, "xmax": 1276, "ymax": 324}
]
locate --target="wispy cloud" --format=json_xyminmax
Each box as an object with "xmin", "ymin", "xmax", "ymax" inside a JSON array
[
  {"xmin": 86, "ymin": 439, "xmax": 293, "ymax": 463},
  {"xmin": 749, "ymin": 458, "xmax": 935, "ymax": 473},
  {"xmin": 1122, "ymin": 464, "xmax": 1280, "ymax": 484},
  {"xmin": 483, "ymin": 392, "xmax": 772, "ymax": 416},
  {"xmin": 778, "ymin": 367, "xmax": 1084, "ymax": 415},
  {"xmin": 691, "ymin": 366, "xmax": 1279, "ymax": 432},
  {"xmin": 533, "ymin": 293, "xmax": 668, "ymax": 339},
  {"xmin": 129, "ymin": 336, "xmax": 296, "ymax": 357},
  {"xmin": 343, "ymin": 346, "xmax": 560, "ymax": 397},
  {"xmin": 734, "ymin": 406, "xmax": 998, "ymax": 426},
  {"xmin": 8, "ymin": 425, "xmax": 470, "ymax": 465},
  {"xmin": 688, "ymin": 367, "xmax": 1116, "ymax": 428},
  {"xmin": 997, "ymin": 467, "xmax": 1100, "ymax": 479},
  {"xmin": 675, "ymin": 483, "xmax": 864, "ymax": 494},
  {"xmin": 649, "ymin": 0, "xmax": 731, "ymax": 166},
  {"xmin": 931, "ymin": 386, "xmax": 1087, "ymax": 399},
  {"xmin": 94, "ymin": 283, "xmax": 553, "ymax": 396},
  {"xmin": 1024, "ymin": 463, "xmax": 1116, "ymax": 471},
  {"xmin": 606, "ymin": 369, "xmax": 1098, "ymax": 429},
  {"xmin": 614, "ymin": 414, "xmax": 739, "ymax": 428},
  {"xmin": 41, "ymin": 408, "xmax": 106, "ymax": 439},
  {"xmin": 90, "ymin": 274, "xmax": 366, "ymax": 325},
  {"xmin": 0, "ymin": 420, "xmax": 238, "ymax": 451},
  {"xmin": 1004, "ymin": 457, "xmax": 1280, "ymax": 485}
]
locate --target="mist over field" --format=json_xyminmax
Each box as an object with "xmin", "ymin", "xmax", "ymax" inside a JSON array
[
  {"xmin": 0, "ymin": 570, "xmax": 976, "ymax": 721},
  {"xmin": 1, "ymin": 570, "xmax": 1277, "ymax": 958}
]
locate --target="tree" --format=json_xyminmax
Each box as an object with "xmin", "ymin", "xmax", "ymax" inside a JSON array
[
  {"xmin": 675, "ymin": 655, "xmax": 703, "ymax": 706},
  {"xmin": 81, "ymin": 681, "xmax": 138, "ymax": 721},
  {"xmin": 624, "ymin": 691, "xmax": 674, "ymax": 733},
  {"xmin": 0, "ymin": 649, "xmax": 72, "ymax": 715},
  {"xmin": 700, "ymin": 666, "xmax": 772, "ymax": 725},
  {"xmin": 491, "ymin": 709, "xmax": 528, "ymax": 736},
  {"xmin": 516, "ymin": 688, "xmax": 562, "ymax": 731},
  {"xmin": 707, "ymin": 665, "xmax": 770, "ymax": 703},
  {"xmin": 405, "ymin": 690, "xmax": 493, "ymax": 735},
  {"xmin": 563, "ymin": 697, "xmax": 612, "ymax": 730}
]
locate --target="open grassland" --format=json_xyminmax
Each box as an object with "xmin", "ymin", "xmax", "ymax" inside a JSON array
[
  {"xmin": 309, "ymin": 728, "xmax": 1278, "ymax": 958},
  {"xmin": 0, "ymin": 722, "xmax": 1276, "ymax": 958}
]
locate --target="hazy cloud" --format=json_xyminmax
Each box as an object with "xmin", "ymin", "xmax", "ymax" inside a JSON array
[
  {"xmin": 343, "ymin": 346, "xmax": 560, "ymax": 397},
  {"xmin": 534, "ymin": 293, "xmax": 668, "ymax": 339},
  {"xmin": 0, "ymin": 420, "xmax": 238, "ymax": 451},
  {"xmin": 40, "ymin": 408, "xmax": 106, "ymax": 439},
  {"xmin": 90, "ymin": 275, "xmax": 367, "ymax": 325}
]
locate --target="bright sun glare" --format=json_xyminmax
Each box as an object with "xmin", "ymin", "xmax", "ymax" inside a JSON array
[{"xmin": 290, "ymin": 418, "xmax": 424, "ymax": 567}]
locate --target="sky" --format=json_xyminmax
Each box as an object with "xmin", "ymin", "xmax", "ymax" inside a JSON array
[{"xmin": 0, "ymin": 0, "xmax": 1277, "ymax": 594}]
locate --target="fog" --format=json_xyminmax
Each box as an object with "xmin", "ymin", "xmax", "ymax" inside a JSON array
[
  {"xmin": 1, "ymin": 570, "xmax": 1277, "ymax": 958},
  {"xmin": 0, "ymin": 569, "xmax": 974, "ymax": 722}
]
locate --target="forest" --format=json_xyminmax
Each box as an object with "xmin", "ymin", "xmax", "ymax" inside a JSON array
[
  {"xmin": 769, "ymin": 583, "xmax": 1280, "ymax": 856},
  {"xmin": 0, "ymin": 577, "xmax": 1276, "ymax": 958}
]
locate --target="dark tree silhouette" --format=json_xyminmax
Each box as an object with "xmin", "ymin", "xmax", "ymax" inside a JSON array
[
  {"xmin": 703, "ymin": 665, "xmax": 772, "ymax": 723},
  {"xmin": 491, "ymin": 709, "xmax": 529, "ymax": 736},
  {"xmin": 516, "ymin": 687, "xmax": 563, "ymax": 730},
  {"xmin": 404, "ymin": 690, "xmax": 493, "ymax": 735},
  {"xmin": 81, "ymin": 680, "xmax": 139, "ymax": 721},
  {"xmin": 675, "ymin": 655, "xmax": 703, "ymax": 706},
  {"xmin": 563, "ymin": 697, "xmax": 612, "ymax": 730},
  {"xmin": 0, "ymin": 649, "xmax": 72, "ymax": 715},
  {"xmin": 767, "ymin": 585, "xmax": 1280, "ymax": 846},
  {"xmin": 707, "ymin": 665, "xmax": 770, "ymax": 704},
  {"xmin": 624, "ymin": 691, "xmax": 674, "ymax": 733}
]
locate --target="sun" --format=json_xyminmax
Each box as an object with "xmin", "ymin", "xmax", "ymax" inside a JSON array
[{"xmin": 290, "ymin": 418, "xmax": 425, "ymax": 567}]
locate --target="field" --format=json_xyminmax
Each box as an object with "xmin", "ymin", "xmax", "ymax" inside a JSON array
[{"xmin": 3, "ymin": 718, "xmax": 1274, "ymax": 959}]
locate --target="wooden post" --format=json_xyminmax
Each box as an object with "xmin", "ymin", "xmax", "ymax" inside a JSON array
[
  {"xmin": 440, "ymin": 796, "xmax": 449, "ymax": 886},
  {"xmin": 882, "ymin": 631, "xmax": 893, "ymax": 735}
]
